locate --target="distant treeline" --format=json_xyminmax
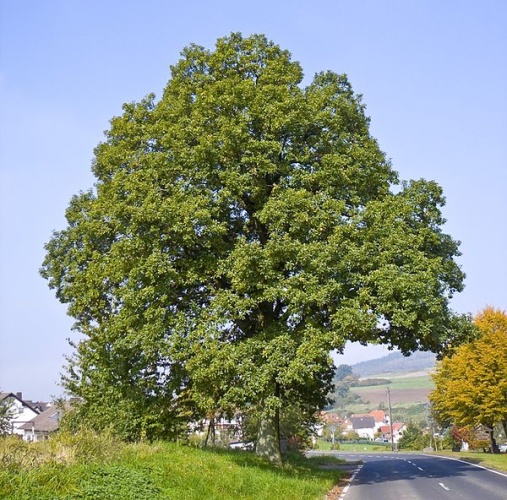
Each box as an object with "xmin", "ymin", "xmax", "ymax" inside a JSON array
[{"xmin": 351, "ymin": 378, "xmax": 391, "ymax": 387}]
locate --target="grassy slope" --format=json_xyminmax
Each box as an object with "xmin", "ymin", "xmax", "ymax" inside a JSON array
[{"xmin": 0, "ymin": 437, "xmax": 345, "ymax": 500}]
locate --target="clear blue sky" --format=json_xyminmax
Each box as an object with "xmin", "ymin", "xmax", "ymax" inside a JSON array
[{"xmin": 1, "ymin": 1, "xmax": 506, "ymax": 400}]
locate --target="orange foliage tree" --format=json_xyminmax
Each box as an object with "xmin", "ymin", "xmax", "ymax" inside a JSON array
[{"xmin": 430, "ymin": 307, "xmax": 507, "ymax": 453}]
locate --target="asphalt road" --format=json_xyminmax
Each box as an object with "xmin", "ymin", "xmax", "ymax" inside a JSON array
[{"xmin": 329, "ymin": 452, "xmax": 507, "ymax": 499}]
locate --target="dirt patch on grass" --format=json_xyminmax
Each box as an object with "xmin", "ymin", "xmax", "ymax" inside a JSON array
[{"xmin": 323, "ymin": 473, "xmax": 350, "ymax": 500}]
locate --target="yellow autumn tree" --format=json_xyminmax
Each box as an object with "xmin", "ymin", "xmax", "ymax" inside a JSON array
[{"xmin": 430, "ymin": 307, "xmax": 507, "ymax": 452}]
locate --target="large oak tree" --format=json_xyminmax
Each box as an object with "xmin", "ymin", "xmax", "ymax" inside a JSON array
[{"xmin": 42, "ymin": 33, "xmax": 466, "ymax": 462}]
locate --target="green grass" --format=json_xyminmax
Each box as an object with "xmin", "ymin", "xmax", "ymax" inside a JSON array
[
  {"xmin": 315, "ymin": 438, "xmax": 391, "ymax": 452},
  {"xmin": 426, "ymin": 450, "xmax": 507, "ymax": 473},
  {"xmin": 352, "ymin": 374, "xmax": 434, "ymax": 392},
  {"xmin": 0, "ymin": 434, "xmax": 345, "ymax": 499},
  {"xmin": 388, "ymin": 375, "xmax": 435, "ymax": 390}
]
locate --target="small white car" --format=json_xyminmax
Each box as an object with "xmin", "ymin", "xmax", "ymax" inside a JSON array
[{"xmin": 499, "ymin": 443, "xmax": 507, "ymax": 453}]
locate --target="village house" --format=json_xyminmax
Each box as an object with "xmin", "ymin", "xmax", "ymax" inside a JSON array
[
  {"xmin": 19, "ymin": 404, "xmax": 64, "ymax": 442},
  {"xmin": 1, "ymin": 391, "xmax": 68, "ymax": 442},
  {"xmin": 0, "ymin": 392, "xmax": 40, "ymax": 437},
  {"xmin": 341, "ymin": 415, "xmax": 376, "ymax": 440},
  {"xmin": 316, "ymin": 411, "xmax": 344, "ymax": 436},
  {"xmin": 368, "ymin": 409, "xmax": 390, "ymax": 427},
  {"xmin": 378, "ymin": 422, "xmax": 406, "ymax": 443},
  {"xmin": 337, "ymin": 409, "xmax": 408, "ymax": 443}
]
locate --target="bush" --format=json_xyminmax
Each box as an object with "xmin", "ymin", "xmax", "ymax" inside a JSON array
[
  {"xmin": 70, "ymin": 465, "xmax": 162, "ymax": 500},
  {"xmin": 0, "ymin": 436, "xmax": 43, "ymax": 471},
  {"xmin": 398, "ymin": 423, "xmax": 427, "ymax": 451}
]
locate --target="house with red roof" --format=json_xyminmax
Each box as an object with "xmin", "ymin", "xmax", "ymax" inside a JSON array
[
  {"xmin": 378, "ymin": 422, "xmax": 406, "ymax": 443},
  {"xmin": 341, "ymin": 415, "xmax": 376, "ymax": 440}
]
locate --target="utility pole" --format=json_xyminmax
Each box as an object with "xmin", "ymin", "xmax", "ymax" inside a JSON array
[{"xmin": 387, "ymin": 387, "xmax": 395, "ymax": 452}]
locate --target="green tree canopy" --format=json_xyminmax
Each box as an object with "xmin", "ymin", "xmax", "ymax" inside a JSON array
[
  {"xmin": 41, "ymin": 33, "xmax": 466, "ymax": 461},
  {"xmin": 397, "ymin": 422, "xmax": 426, "ymax": 451},
  {"xmin": 0, "ymin": 395, "xmax": 14, "ymax": 436},
  {"xmin": 334, "ymin": 364, "xmax": 354, "ymax": 382}
]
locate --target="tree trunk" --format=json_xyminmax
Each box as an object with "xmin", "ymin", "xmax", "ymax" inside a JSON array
[
  {"xmin": 488, "ymin": 427, "xmax": 499, "ymax": 454},
  {"xmin": 205, "ymin": 417, "xmax": 215, "ymax": 447},
  {"xmin": 255, "ymin": 412, "xmax": 282, "ymax": 464}
]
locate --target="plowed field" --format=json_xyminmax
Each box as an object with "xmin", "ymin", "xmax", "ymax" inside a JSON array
[{"xmin": 351, "ymin": 387, "xmax": 431, "ymax": 405}]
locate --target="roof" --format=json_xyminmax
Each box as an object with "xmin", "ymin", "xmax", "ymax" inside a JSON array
[
  {"xmin": 25, "ymin": 400, "xmax": 51, "ymax": 412},
  {"xmin": 19, "ymin": 405, "xmax": 64, "ymax": 433},
  {"xmin": 0, "ymin": 392, "xmax": 17, "ymax": 403},
  {"xmin": 379, "ymin": 422, "xmax": 405, "ymax": 434},
  {"xmin": 0, "ymin": 392, "xmax": 39, "ymax": 414},
  {"xmin": 350, "ymin": 416, "xmax": 375, "ymax": 430},
  {"xmin": 368, "ymin": 410, "xmax": 387, "ymax": 422},
  {"xmin": 320, "ymin": 412, "xmax": 344, "ymax": 425}
]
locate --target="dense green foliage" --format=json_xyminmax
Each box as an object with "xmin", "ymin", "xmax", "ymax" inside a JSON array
[
  {"xmin": 0, "ymin": 396, "xmax": 14, "ymax": 436},
  {"xmin": 41, "ymin": 33, "xmax": 466, "ymax": 458},
  {"xmin": 397, "ymin": 422, "xmax": 427, "ymax": 450},
  {"xmin": 334, "ymin": 364, "xmax": 354, "ymax": 382},
  {"xmin": 0, "ymin": 433, "xmax": 344, "ymax": 499},
  {"xmin": 328, "ymin": 364, "xmax": 363, "ymax": 409}
]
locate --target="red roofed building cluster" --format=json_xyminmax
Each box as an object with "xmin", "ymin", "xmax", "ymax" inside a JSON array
[{"xmin": 319, "ymin": 409, "xmax": 406, "ymax": 443}]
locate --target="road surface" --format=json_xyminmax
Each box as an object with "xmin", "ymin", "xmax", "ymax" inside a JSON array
[{"xmin": 325, "ymin": 452, "xmax": 507, "ymax": 499}]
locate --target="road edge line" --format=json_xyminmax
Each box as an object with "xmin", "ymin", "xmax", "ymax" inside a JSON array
[{"xmin": 428, "ymin": 453, "xmax": 507, "ymax": 478}]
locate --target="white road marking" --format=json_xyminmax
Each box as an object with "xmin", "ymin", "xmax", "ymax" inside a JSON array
[
  {"xmin": 339, "ymin": 465, "xmax": 362, "ymax": 499},
  {"xmin": 439, "ymin": 482, "xmax": 450, "ymax": 491},
  {"xmin": 407, "ymin": 460, "xmax": 424, "ymax": 472}
]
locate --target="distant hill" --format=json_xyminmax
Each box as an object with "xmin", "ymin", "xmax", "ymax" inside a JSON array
[{"xmin": 351, "ymin": 351, "xmax": 436, "ymax": 377}]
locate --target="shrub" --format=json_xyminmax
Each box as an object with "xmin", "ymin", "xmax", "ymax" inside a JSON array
[
  {"xmin": 70, "ymin": 465, "xmax": 162, "ymax": 500},
  {"xmin": 398, "ymin": 422, "xmax": 427, "ymax": 451},
  {"xmin": 0, "ymin": 430, "xmax": 124, "ymax": 471}
]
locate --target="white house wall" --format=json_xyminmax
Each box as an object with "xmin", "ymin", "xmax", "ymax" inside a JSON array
[
  {"xmin": 4, "ymin": 398, "xmax": 39, "ymax": 436},
  {"xmin": 355, "ymin": 427, "xmax": 375, "ymax": 440}
]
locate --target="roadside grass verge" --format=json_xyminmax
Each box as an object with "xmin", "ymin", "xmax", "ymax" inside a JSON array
[
  {"xmin": 427, "ymin": 450, "xmax": 507, "ymax": 473},
  {"xmin": 315, "ymin": 439, "xmax": 390, "ymax": 452},
  {"xmin": 0, "ymin": 434, "xmax": 345, "ymax": 499}
]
